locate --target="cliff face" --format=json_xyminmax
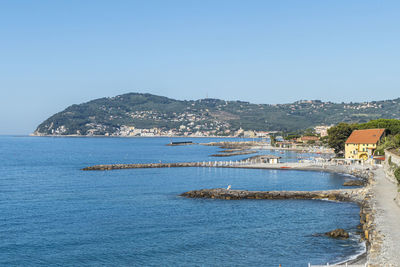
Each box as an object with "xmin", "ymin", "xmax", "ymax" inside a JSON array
[{"xmin": 34, "ymin": 92, "xmax": 400, "ymax": 136}]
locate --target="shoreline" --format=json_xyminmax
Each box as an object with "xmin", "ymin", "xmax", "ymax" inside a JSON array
[
  {"xmin": 239, "ymin": 163, "xmax": 375, "ymax": 266},
  {"xmin": 178, "ymin": 163, "xmax": 375, "ymax": 266},
  {"xmin": 337, "ymin": 250, "xmax": 367, "ymax": 265},
  {"xmin": 82, "ymin": 159, "xmax": 374, "ymax": 265}
]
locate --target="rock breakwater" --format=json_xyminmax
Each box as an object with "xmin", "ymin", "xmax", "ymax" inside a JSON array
[
  {"xmin": 180, "ymin": 188, "xmax": 364, "ymax": 202},
  {"xmin": 82, "ymin": 162, "xmax": 206, "ymax": 171}
]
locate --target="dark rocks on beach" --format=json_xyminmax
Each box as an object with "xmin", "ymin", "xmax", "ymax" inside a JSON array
[
  {"xmin": 324, "ymin": 229, "xmax": 349, "ymax": 239},
  {"xmin": 343, "ymin": 180, "xmax": 365, "ymax": 186},
  {"xmin": 210, "ymin": 151, "xmax": 256, "ymax": 157},
  {"xmin": 219, "ymin": 149, "xmax": 243, "ymax": 153}
]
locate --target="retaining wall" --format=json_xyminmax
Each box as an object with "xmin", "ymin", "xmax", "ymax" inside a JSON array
[{"xmin": 384, "ymin": 149, "xmax": 400, "ymax": 207}]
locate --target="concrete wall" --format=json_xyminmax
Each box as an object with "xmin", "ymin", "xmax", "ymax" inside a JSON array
[
  {"xmin": 384, "ymin": 149, "xmax": 400, "ymax": 207},
  {"xmin": 386, "ymin": 149, "xmax": 400, "ymax": 165}
]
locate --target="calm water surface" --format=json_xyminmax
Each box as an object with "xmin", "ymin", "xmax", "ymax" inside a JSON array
[{"xmin": 0, "ymin": 136, "xmax": 363, "ymax": 266}]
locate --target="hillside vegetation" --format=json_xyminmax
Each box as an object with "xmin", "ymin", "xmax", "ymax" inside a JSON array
[
  {"xmin": 327, "ymin": 119, "xmax": 400, "ymax": 155},
  {"xmin": 34, "ymin": 93, "xmax": 400, "ymax": 136}
]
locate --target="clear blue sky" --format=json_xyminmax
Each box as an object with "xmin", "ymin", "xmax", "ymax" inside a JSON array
[{"xmin": 1, "ymin": 0, "xmax": 399, "ymax": 134}]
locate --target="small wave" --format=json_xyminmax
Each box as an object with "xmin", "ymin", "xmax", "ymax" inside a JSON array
[
  {"xmin": 332, "ymin": 236, "xmax": 366, "ymax": 265},
  {"xmin": 340, "ymin": 173, "xmax": 357, "ymax": 178},
  {"xmin": 319, "ymin": 198, "xmax": 340, "ymax": 203}
]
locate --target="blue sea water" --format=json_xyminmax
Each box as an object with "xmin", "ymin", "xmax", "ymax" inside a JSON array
[{"xmin": 0, "ymin": 136, "xmax": 364, "ymax": 266}]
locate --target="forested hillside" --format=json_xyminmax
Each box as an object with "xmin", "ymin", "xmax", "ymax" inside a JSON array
[{"xmin": 34, "ymin": 93, "xmax": 400, "ymax": 136}]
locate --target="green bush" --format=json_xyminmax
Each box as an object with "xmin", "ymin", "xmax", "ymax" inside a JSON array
[{"xmin": 395, "ymin": 167, "xmax": 400, "ymax": 184}]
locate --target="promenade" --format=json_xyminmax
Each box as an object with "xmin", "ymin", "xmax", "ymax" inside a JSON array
[{"xmin": 368, "ymin": 168, "xmax": 400, "ymax": 266}]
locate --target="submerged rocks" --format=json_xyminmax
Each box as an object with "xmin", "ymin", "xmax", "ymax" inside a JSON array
[
  {"xmin": 324, "ymin": 229, "xmax": 349, "ymax": 239},
  {"xmin": 210, "ymin": 151, "xmax": 256, "ymax": 157},
  {"xmin": 343, "ymin": 180, "xmax": 365, "ymax": 186}
]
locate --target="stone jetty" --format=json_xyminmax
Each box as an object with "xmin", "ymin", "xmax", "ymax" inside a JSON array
[
  {"xmin": 83, "ymin": 162, "xmax": 202, "ymax": 171},
  {"xmin": 82, "ymin": 161, "xmax": 246, "ymax": 171},
  {"xmin": 180, "ymin": 188, "xmax": 365, "ymax": 202}
]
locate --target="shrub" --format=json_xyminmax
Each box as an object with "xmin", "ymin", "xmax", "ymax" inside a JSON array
[{"xmin": 395, "ymin": 167, "xmax": 400, "ymax": 184}]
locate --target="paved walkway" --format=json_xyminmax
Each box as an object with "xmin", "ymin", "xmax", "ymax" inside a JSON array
[{"xmin": 371, "ymin": 168, "xmax": 400, "ymax": 266}]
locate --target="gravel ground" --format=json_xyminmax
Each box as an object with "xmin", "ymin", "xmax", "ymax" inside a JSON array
[{"xmin": 370, "ymin": 168, "xmax": 400, "ymax": 266}]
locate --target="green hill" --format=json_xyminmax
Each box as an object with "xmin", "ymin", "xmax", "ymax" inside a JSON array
[{"xmin": 34, "ymin": 93, "xmax": 400, "ymax": 136}]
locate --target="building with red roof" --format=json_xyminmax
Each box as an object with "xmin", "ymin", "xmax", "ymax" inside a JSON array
[{"xmin": 345, "ymin": 129, "xmax": 385, "ymax": 160}]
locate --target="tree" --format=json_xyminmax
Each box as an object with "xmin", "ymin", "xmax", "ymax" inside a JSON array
[
  {"xmin": 284, "ymin": 134, "xmax": 300, "ymax": 140},
  {"xmin": 270, "ymin": 136, "xmax": 276, "ymax": 146},
  {"xmin": 358, "ymin": 119, "xmax": 400, "ymax": 135},
  {"xmin": 327, "ymin": 123, "xmax": 355, "ymax": 155},
  {"xmin": 376, "ymin": 134, "xmax": 400, "ymax": 155},
  {"xmin": 320, "ymin": 136, "xmax": 329, "ymax": 146},
  {"xmin": 303, "ymin": 128, "xmax": 317, "ymax": 136}
]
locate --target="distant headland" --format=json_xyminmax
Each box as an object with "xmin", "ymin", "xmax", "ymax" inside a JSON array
[{"xmin": 33, "ymin": 92, "xmax": 400, "ymax": 136}]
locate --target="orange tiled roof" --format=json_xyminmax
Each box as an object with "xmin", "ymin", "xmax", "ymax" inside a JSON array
[
  {"xmin": 301, "ymin": 136, "xmax": 319, "ymax": 141},
  {"xmin": 345, "ymin": 129, "xmax": 385, "ymax": 144}
]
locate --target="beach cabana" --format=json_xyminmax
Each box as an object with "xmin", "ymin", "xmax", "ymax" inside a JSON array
[{"xmin": 259, "ymin": 155, "xmax": 281, "ymax": 164}]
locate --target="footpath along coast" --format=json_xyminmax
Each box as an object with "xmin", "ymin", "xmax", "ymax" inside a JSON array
[
  {"xmin": 368, "ymin": 168, "xmax": 400, "ymax": 266},
  {"xmin": 82, "ymin": 159, "xmax": 400, "ymax": 266}
]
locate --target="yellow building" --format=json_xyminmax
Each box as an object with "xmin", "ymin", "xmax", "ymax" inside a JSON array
[{"xmin": 345, "ymin": 129, "xmax": 385, "ymax": 161}]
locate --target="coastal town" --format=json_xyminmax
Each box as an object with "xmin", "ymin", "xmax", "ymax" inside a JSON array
[
  {"xmin": 108, "ymin": 125, "xmax": 329, "ymax": 138},
  {"xmin": 84, "ymin": 123, "xmax": 332, "ymax": 138}
]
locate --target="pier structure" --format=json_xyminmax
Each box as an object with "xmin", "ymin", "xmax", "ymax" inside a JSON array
[
  {"xmin": 82, "ymin": 159, "xmax": 357, "ymax": 172},
  {"xmin": 82, "ymin": 160, "xmax": 252, "ymax": 170}
]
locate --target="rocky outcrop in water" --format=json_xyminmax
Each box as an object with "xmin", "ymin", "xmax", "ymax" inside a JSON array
[{"xmin": 325, "ymin": 229, "xmax": 349, "ymax": 239}]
